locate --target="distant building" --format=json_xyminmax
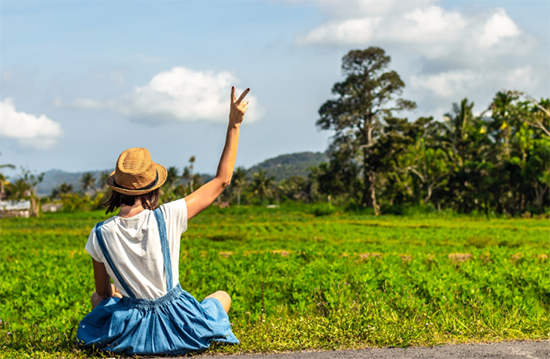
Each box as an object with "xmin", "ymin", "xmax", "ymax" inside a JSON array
[
  {"xmin": 42, "ymin": 203, "xmax": 63, "ymax": 213},
  {"xmin": 0, "ymin": 200, "xmax": 31, "ymax": 218}
]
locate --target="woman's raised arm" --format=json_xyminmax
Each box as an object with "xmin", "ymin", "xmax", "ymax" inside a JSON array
[{"xmin": 185, "ymin": 86, "xmax": 250, "ymax": 220}]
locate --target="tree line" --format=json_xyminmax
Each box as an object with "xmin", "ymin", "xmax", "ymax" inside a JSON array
[
  {"xmin": 312, "ymin": 47, "xmax": 549, "ymax": 216},
  {"xmin": 1, "ymin": 47, "xmax": 548, "ymax": 217}
]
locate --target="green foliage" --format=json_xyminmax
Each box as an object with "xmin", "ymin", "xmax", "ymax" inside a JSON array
[
  {"xmin": 249, "ymin": 169, "xmax": 274, "ymax": 204},
  {"xmin": 315, "ymin": 48, "xmax": 550, "ymax": 216},
  {"xmin": 317, "ymin": 47, "xmax": 417, "ymax": 211},
  {"xmin": 1, "ymin": 206, "xmax": 548, "ymax": 357},
  {"xmin": 60, "ymin": 193, "xmax": 92, "ymax": 212},
  {"xmin": 308, "ymin": 203, "xmax": 337, "ymax": 216},
  {"xmin": 79, "ymin": 173, "xmax": 95, "ymax": 193}
]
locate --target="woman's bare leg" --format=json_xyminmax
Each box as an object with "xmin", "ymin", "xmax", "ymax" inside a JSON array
[
  {"xmin": 91, "ymin": 284, "xmax": 123, "ymax": 309},
  {"xmin": 204, "ymin": 291, "xmax": 232, "ymax": 313}
]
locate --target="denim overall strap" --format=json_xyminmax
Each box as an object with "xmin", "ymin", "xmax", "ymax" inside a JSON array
[
  {"xmin": 153, "ymin": 208, "xmax": 173, "ymax": 291},
  {"xmin": 95, "ymin": 221, "xmax": 136, "ymax": 298}
]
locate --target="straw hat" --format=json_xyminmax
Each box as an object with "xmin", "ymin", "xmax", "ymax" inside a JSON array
[{"xmin": 106, "ymin": 147, "xmax": 167, "ymax": 195}]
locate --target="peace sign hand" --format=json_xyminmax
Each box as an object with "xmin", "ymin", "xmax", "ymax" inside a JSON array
[{"xmin": 229, "ymin": 86, "xmax": 250, "ymax": 126}]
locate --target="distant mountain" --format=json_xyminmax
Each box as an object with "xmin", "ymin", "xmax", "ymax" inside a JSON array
[
  {"xmin": 36, "ymin": 169, "xmax": 111, "ymax": 196},
  {"xmin": 247, "ymin": 152, "xmax": 327, "ymax": 182},
  {"xmin": 33, "ymin": 152, "xmax": 328, "ymax": 196}
]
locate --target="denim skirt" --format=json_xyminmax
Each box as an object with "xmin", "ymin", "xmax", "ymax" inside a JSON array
[{"xmin": 76, "ymin": 283, "xmax": 239, "ymax": 355}]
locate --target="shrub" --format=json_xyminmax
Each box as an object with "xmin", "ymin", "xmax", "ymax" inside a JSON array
[
  {"xmin": 61, "ymin": 193, "xmax": 91, "ymax": 212},
  {"xmin": 308, "ymin": 203, "xmax": 336, "ymax": 217}
]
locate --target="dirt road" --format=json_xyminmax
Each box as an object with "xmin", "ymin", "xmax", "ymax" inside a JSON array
[{"xmin": 194, "ymin": 341, "xmax": 549, "ymax": 358}]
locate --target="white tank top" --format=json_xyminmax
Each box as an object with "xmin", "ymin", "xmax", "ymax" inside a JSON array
[{"xmin": 85, "ymin": 198, "xmax": 188, "ymax": 299}]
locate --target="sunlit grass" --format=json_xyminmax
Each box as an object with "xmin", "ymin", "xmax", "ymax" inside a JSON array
[{"xmin": 1, "ymin": 204, "xmax": 548, "ymax": 358}]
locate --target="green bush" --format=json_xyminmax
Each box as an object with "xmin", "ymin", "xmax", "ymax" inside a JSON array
[
  {"xmin": 60, "ymin": 194, "xmax": 92, "ymax": 212},
  {"xmin": 308, "ymin": 203, "xmax": 337, "ymax": 216}
]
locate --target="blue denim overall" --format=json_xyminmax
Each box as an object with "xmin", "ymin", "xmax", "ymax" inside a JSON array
[{"xmin": 76, "ymin": 208, "xmax": 239, "ymax": 355}]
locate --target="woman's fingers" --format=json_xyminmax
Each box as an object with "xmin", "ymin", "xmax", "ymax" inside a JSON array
[
  {"xmin": 236, "ymin": 88, "xmax": 250, "ymax": 104},
  {"xmin": 231, "ymin": 86, "xmax": 236, "ymax": 102}
]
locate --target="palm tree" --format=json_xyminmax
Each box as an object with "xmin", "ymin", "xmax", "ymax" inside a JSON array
[
  {"xmin": 249, "ymin": 169, "xmax": 274, "ymax": 205},
  {"xmin": 231, "ymin": 167, "xmax": 247, "ymax": 207},
  {"xmin": 50, "ymin": 187, "xmax": 60, "ymax": 200},
  {"xmin": 97, "ymin": 171, "xmax": 110, "ymax": 190},
  {"xmin": 0, "ymin": 165, "xmax": 15, "ymax": 199},
  {"xmin": 5, "ymin": 178, "xmax": 31, "ymax": 199},
  {"xmin": 0, "ymin": 153, "xmax": 15, "ymax": 198},
  {"xmin": 181, "ymin": 166, "xmax": 191, "ymax": 195},
  {"xmin": 161, "ymin": 166, "xmax": 180, "ymax": 201},
  {"xmin": 442, "ymin": 98, "xmax": 476, "ymax": 162},
  {"xmin": 58, "ymin": 182, "xmax": 74, "ymax": 195},
  {"xmin": 181, "ymin": 156, "xmax": 197, "ymax": 193},
  {"xmin": 165, "ymin": 166, "xmax": 180, "ymax": 189},
  {"xmin": 81, "ymin": 172, "xmax": 96, "ymax": 193},
  {"xmin": 188, "ymin": 156, "xmax": 196, "ymax": 192}
]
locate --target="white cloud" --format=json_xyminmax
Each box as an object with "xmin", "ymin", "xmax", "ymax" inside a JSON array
[
  {"xmin": 476, "ymin": 8, "xmax": 520, "ymax": 48},
  {"xmin": 408, "ymin": 65, "xmax": 547, "ymax": 121},
  {"xmin": 410, "ymin": 70, "xmax": 483, "ymax": 98},
  {"xmin": 296, "ymin": 17, "xmax": 381, "ymax": 46},
  {"xmin": 411, "ymin": 66, "xmax": 545, "ymax": 100},
  {"xmin": 505, "ymin": 66, "xmax": 540, "ymax": 91},
  {"xmin": 73, "ymin": 67, "xmax": 264, "ymax": 124},
  {"xmin": 300, "ymin": 0, "xmax": 438, "ymax": 18},
  {"xmin": 295, "ymin": 4, "xmax": 533, "ymax": 67},
  {"xmin": 297, "ymin": 5, "xmax": 466, "ymax": 47},
  {"xmin": 0, "ymin": 98, "xmax": 63, "ymax": 149}
]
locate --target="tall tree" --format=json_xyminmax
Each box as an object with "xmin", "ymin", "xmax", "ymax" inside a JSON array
[
  {"xmin": 96, "ymin": 171, "xmax": 111, "ymax": 190},
  {"xmin": 160, "ymin": 166, "xmax": 181, "ymax": 202},
  {"xmin": 0, "ymin": 153, "xmax": 15, "ymax": 199},
  {"xmin": 249, "ymin": 168, "xmax": 274, "ymax": 205},
  {"xmin": 231, "ymin": 166, "xmax": 247, "ymax": 207},
  {"xmin": 0, "ymin": 164, "xmax": 15, "ymax": 199},
  {"xmin": 188, "ymin": 156, "xmax": 196, "ymax": 192},
  {"xmin": 80, "ymin": 172, "xmax": 96, "ymax": 193},
  {"xmin": 317, "ymin": 47, "xmax": 416, "ymax": 210},
  {"xmin": 165, "ymin": 166, "xmax": 180, "ymax": 188}
]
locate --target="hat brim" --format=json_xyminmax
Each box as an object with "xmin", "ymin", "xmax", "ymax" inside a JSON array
[{"xmin": 106, "ymin": 164, "xmax": 168, "ymax": 196}]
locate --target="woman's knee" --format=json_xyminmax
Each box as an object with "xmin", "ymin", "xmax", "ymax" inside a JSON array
[
  {"xmin": 205, "ymin": 291, "xmax": 232, "ymax": 313},
  {"xmin": 218, "ymin": 291, "xmax": 231, "ymax": 307}
]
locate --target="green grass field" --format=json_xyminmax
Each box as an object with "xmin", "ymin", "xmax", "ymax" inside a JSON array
[{"xmin": 1, "ymin": 205, "xmax": 549, "ymax": 358}]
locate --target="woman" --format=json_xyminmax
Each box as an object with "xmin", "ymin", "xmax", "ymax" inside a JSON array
[{"xmin": 77, "ymin": 87, "xmax": 250, "ymax": 355}]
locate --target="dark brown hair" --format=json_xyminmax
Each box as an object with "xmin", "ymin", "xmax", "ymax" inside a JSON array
[{"xmin": 103, "ymin": 188, "xmax": 160, "ymax": 214}]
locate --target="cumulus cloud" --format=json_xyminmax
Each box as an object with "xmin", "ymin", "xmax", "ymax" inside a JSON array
[
  {"xmin": 296, "ymin": 3, "xmax": 533, "ymax": 66},
  {"xmin": 410, "ymin": 70, "xmax": 482, "ymax": 98},
  {"xmin": 72, "ymin": 67, "xmax": 264, "ymax": 124},
  {"xmin": 410, "ymin": 66, "xmax": 544, "ymax": 100},
  {"xmin": 0, "ymin": 98, "xmax": 63, "ymax": 149},
  {"xmin": 476, "ymin": 9, "xmax": 520, "ymax": 48},
  {"xmin": 297, "ymin": 0, "xmax": 436, "ymax": 19},
  {"xmin": 409, "ymin": 65, "xmax": 548, "ymax": 118}
]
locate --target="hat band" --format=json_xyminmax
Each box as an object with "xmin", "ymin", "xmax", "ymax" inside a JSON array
[{"xmin": 114, "ymin": 170, "xmax": 159, "ymax": 191}]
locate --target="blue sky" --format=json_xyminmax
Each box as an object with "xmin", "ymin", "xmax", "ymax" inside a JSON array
[{"xmin": 1, "ymin": 0, "xmax": 548, "ymax": 176}]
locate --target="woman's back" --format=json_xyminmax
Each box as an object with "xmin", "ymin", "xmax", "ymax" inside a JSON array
[{"xmin": 85, "ymin": 198, "xmax": 188, "ymax": 299}]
